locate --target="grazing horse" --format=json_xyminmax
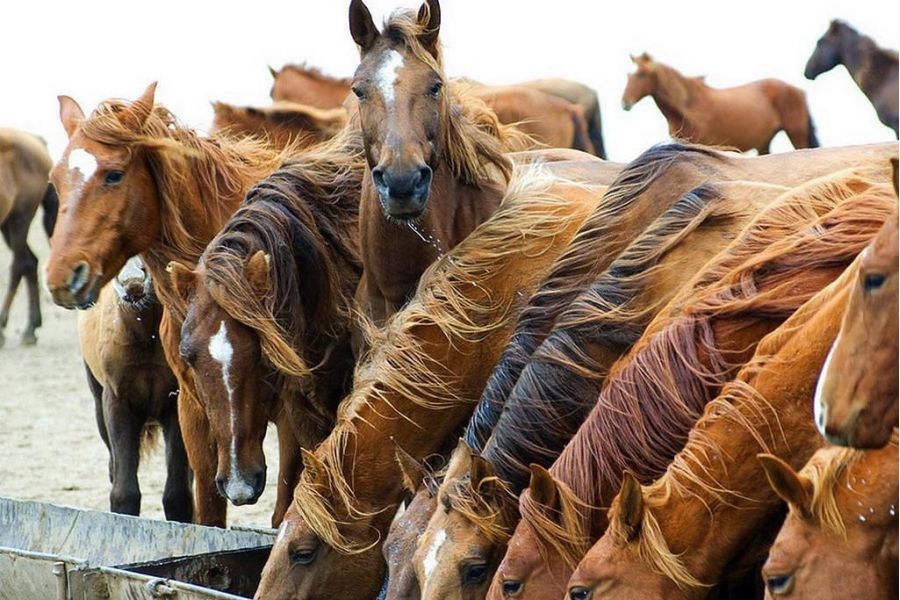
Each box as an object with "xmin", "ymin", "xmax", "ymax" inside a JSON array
[
  {"xmin": 492, "ymin": 171, "xmax": 896, "ymax": 600},
  {"xmin": 411, "ymin": 178, "xmax": 790, "ymax": 600},
  {"xmin": 169, "ymin": 131, "xmax": 364, "ymax": 525},
  {"xmin": 0, "ymin": 128, "xmax": 56, "ymax": 347},
  {"xmin": 44, "ymin": 83, "xmax": 289, "ymax": 527},
  {"xmin": 622, "ymin": 53, "xmax": 819, "ymax": 153},
  {"xmin": 805, "ymin": 20, "xmax": 899, "ymax": 137},
  {"xmin": 269, "ymin": 63, "xmax": 354, "ymax": 109},
  {"xmin": 78, "ymin": 257, "xmax": 190, "ymax": 521},
  {"xmin": 564, "ymin": 182, "xmax": 895, "ymax": 599},
  {"xmin": 254, "ymin": 163, "xmax": 607, "ymax": 600},
  {"xmin": 349, "ymin": 0, "xmax": 531, "ymax": 325},
  {"xmin": 814, "ymin": 161, "xmax": 899, "ymax": 448},
  {"xmin": 210, "ymin": 101, "xmax": 348, "ymax": 150},
  {"xmin": 759, "ymin": 432, "xmax": 898, "ymax": 600}
]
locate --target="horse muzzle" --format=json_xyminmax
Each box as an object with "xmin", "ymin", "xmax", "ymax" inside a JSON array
[
  {"xmin": 217, "ymin": 469, "xmax": 266, "ymax": 506},
  {"xmin": 49, "ymin": 261, "xmax": 101, "ymax": 309},
  {"xmin": 372, "ymin": 164, "xmax": 433, "ymax": 220}
]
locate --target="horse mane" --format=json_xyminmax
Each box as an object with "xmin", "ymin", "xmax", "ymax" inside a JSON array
[
  {"xmin": 380, "ymin": 8, "xmax": 532, "ymax": 186},
  {"xmin": 609, "ymin": 177, "xmax": 896, "ymax": 589},
  {"xmin": 443, "ymin": 184, "xmax": 732, "ymax": 543},
  {"xmin": 211, "ymin": 100, "xmax": 348, "ymax": 146},
  {"xmin": 518, "ymin": 171, "xmax": 896, "ymax": 570},
  {"xmin": 201, "ymin": 126, "xmax": 364, "ymax": 389},
  {"xmin": 279, "ymin": 62, "xmax": 354, "ymax": 87},
  {"xmin": 290, "ymin": 164, "xmax": 582, "ymax": 553},
  {"xmin": 78, "ymin": 97, "xmax": 291, "ymax": 315},
  {"xmin": 466, "ymin": 143, "xmax": 726, "ymax": 450}
]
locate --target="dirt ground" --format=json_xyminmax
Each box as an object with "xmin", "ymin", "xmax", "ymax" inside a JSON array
[{"xmin": 0, "ymin": 218, "xmax": 279, "ymax": 527}]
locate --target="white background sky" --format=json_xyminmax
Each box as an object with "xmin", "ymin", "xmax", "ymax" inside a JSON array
[{"xmin": 1, "ymin": 1, "xmax": 896, "ymax": 164}]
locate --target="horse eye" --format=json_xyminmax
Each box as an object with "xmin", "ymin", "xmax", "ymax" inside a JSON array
[
  {"xmin": 291, "ymin": 546, "xmax": 318, "ymax": 566},
  {"xmin": 502, "ymin": 579, "xmax": 523, "ymax": 597},
  {"xmin": 428, "ymin": 81, "xmax": 443, "ymax": 97},
  {"xmin": 352, "ymin": 86, "xmax": 366, "ymax": 101},
  {"xmin": 863, "ymin": 273, "xmax": 886, "ymax": 292},
  {"xmin": 463, "ymin": 563, "xmax": 488, "ymax": 585},
  {"xmin": 179, "ymin": 343, "xmax": 196, "ymax": 365},
  {"xmin": 104, "ymin": 170, "xmax": 124, "ymax": 186},
  {"xmin": 765, "ymin": 573, "xmax": 794, "ymax": 595}
]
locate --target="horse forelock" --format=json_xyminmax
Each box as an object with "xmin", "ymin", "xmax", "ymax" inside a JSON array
[{"xmin": 440, "ymin": 471, "xmax": 520, "ymax": 544}]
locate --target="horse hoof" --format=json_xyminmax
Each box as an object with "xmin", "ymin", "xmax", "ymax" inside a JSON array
[{"xmin": 21, "ymin": 333, "xmax": 37, "ymax": 346}]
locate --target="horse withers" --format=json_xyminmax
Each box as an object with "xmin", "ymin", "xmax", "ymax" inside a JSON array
[{"xmin": 78, "ymin": 256, "xmax": 191, "ymax": 521}]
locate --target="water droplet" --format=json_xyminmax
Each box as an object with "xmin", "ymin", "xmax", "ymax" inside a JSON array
[
  {"xmin": 890, "ymin": 505, "xmax": 896, "ymax": 516},
  {"xmin": 858, "ymin": 515, "xmax": 867, "ymax": 522},
  {"xmin": 869, "ymin": 507, "xmax": 875, "ymax": 513}
]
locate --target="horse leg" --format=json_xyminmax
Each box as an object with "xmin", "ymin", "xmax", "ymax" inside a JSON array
[
  {"xmin": 161, "ymin": 404, "xmax": 194, "ymax": 523},
  {"xmin": 272, "ymin": 415, "xmax": 303, "ymax": 527},
  {"xmin": 178, "ymin": 390, "xmax": 227, "ymax": 527},
  {"xmin": 756, "ymin": 142, "xmax": 771, "ymax": 156},
  {"xmin": 103, "ymin": 389, "xmax": 143, "ymax": 516},
  {"xmin": 22, "ymin": 241, "xmax": 41, "ymax": 345},
  {"xmin": 85, "ymin": 363, "xmax": 113, "ymax": 481},
  {"xmin": 0, "ymin": 223, "xmax": 20, "ymax": 347}
]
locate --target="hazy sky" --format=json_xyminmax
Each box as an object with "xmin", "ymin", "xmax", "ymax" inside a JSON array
[{"xmin": 1, "ymin": 0, "xmax": 896, "ymax": 163}]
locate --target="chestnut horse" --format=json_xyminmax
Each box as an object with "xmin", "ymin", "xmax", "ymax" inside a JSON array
[
  {"xmin": 44, "ymin": 83, "xmax": 289, "ymax": 527},
  {"xmin": 254, "ymin": 163, "xmax": 609, "ymax": 600},
  {"xmin": 492, "ymin": 170, "xmax": 896, "ymax": 600},
  {"xmin": 805, "ymin": 20, "xmax": 899, "ymax": 137},
  {"xmin": 168, "ymin": 131, "xmax": 364, "ymax": 525},
  {"xmin": 412, "ymin": 178, "xmax": 791, "ymax": 600},
  {"xmin": 623, "ymin": 53, "xmax": 819, "ymax": 154},
  {"xmin": 78, "ymin": 256, "xmax": 190, "ymax": 521},
  {"xmin": 269, "ymin": 63, "xmax": 354, "ymax": 109},
  {"xmin": 759, "ymin": 432, "xmax": 898, "ymax": 600},
  {"xmin": 349, "ymin": 0, "xmax": 532, "ymax": 325},
  {"xmin": 517, "ymin": 78, "xmax": 607, "ymax": 159},
  {"xmin": 814, "ymin": 160, "xmax": 899, "ymax": 448},
  {"xmin": 565, "ymin": 182, "xmax": 895, "ymax": 599},
  {"xmin": 0, "ymin": 128, "xmax": 56, "ymax": 347},
  {"xmin": 210, "ymin": 101, "xmax": 347, "ymax": 150}
]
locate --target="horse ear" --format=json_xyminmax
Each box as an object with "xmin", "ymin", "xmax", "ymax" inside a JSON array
[
  {"xmin": 416, "ymin": 0, "xmax": 441, "ymax": 53},
  {"xmin": 617, "ymin": 471, "xmax": 644, "ymax": 539},
  {"xmin": 528, "ymin": 464, "xmax": 560, "ymax": 511},
  {"xmin": 395, "ymin": 443, "xmax": 426, "ymax": 495},
  {"xmin": 890, "ymin": 157, "xmax": 898, "ymax": 196},
  {"xmin": 758, "ymin": 454, "xmax": 812, "ymax": 513},
  {"xmin": 470, "ymin": 454, "xmax": 495, "ymax": 485},
  {"xmin": 349, "ymin": 0, "xmax": 378, "ymax": 52},
  {"xmin": 245, "ymin": 251, "xmax": 271, "ymax": 296},
  {"xmin": 629, "ymin": 54, "xmax": 638, "ymax": 64},
  {"xmin": 58, "ymin": 95, "xmax": 85, "ymax": 139},
  {"xmin": 132, "ymin": 82, "xmax": 158, "ymax": 127},
  {"xmin": 268, "ymin": 65, "xmax": 279, "ymax": 79},
  {"xmin": 166, "ymin": 261, "xmax": 197, "ymax": 304},
  {"xmin": 301, "ymin": 448, "xmax": 328, "ymax": 486}
]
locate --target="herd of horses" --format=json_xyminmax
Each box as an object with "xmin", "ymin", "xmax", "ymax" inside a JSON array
[{"xmin": 1, "ymin": 1, "xmax": 897, "ymax": 599}]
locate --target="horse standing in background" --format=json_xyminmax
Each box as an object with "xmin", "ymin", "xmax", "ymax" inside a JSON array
[
  {"xmin": 211, "ymin": 100, "xmax": 347, "ymax": 150},
  {"xmin": 622, "ymin": 53, "xmax": 819, "ymax": 153},
  {"xmin": 516, "ymin": 78, "xmax": 607, "ymax": 158},
  {"xmin": 269, "ymin": 63, "xmax": 355, "ymax": 109},
  {"xmin": 0, "ymin": 128, "xmax": 57, "ymax": 347},
  {"xmin": 805, "ymin": 20, "xmax": 899, "ymax": 137},
  {"xmin": 78, "ymin": 257, "xmax": 190, "ymax": 522}
]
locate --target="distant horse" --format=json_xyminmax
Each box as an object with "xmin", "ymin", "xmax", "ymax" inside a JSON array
[
  {"xmin": 412, "ymin": 178, "xmax": 791, "ymax": 600},
  {"xmin": 517, "ymin": 78, "xmax": 607, "ymax": 158},
  {"xmin": 805, "ymin": 20, "xmax": 899, "ymax": 137},
  {"xmin": 814, "ymin": 161, "xmax": 899, "ymax": 449},
  {"xmin": 168, "ymin": 130, "xmax": 364, "ymax": 526},
  {"xmin": 494, "ymin": 170, "xmax": 896, "ymax": 600},
  {"xmin": 45, "ymin": 83, "xmax": 290, "ymax": 527},
  {"xmin": 759, "ymin": 432, "xmax": 898, "ymax": 600},
  {"xmin": 254, "ymin": 161, "xmax": 607, "ymax": 600},
  {"xmin": 348, "ymin": 0, "xmax": 533, "ymax": 325},
  {"xmin": 269, "ymin": 63, "xmax": 355, "ymax": 109},
  {"xmin": 622, "ymin": 53, "xmax": 819, "ymax": 153},
  {"xmin": 565, "ymin": 181, "xmax": 894, "ymax": 599},
  {"xmin": 78, "ymin": 257, "xmax": 190, "ymax": 521},
  {"xmin": 0, "ymin": 128, "xmax": 57, "ymax": 347},
  {"xmin": 210, "ymin": 100, "xmax": 347, "ymax": 150}
]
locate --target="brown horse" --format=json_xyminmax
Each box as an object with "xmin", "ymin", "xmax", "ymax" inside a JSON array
[
  {"xmin": 210, "ymin": 100, "xmax": 347, "ymax": 150},
  {"xmin": 168, "ymin": 131, "xmax": 364, "ymax": 525},
  {"xmin": 270, "ymin": 63, "xmax": 354, "ymax": 109},
  {"xmin": 412, "ymin": 178, "xmax": 791, "ymax": 600},
  {"xmin": 44, "ymin": 83, "xmax": 289, "ymax": 527},
  {"xmin": 759, "ymin": 432, "xmax": 898, "ymax": 600},
  {"xmin": 565, "ymin": 182, "xmax": 895, "ymax": 599},
  {"xmin": 814, "ymin": 161, "xmax": 899, "ymax": 449},
  {"xmin": 349, "ymin": 0, "xmax": 531, "ymax": 325},
  {"xmin": 78, "ymin": 256, "xmax": 190, "ymax": 521},
  {"xmin": 622, "ymin": 53, "xmax": 819, "ymax": 153},
  {"xmin": 805, "ymin": 20, "xmax": 899, "ymax": 137},
  {"xmin": 516, "ymin": 78, "xmax": 607, "ymax": 158},
  {"xmin": 254, "ymin": 163, "xmax": 607, "ymax": 600},
  {"xmin": 0, "ymin": 128, "xmax": 56, "ymax": 347},
  {"xmin": 492, "ymin": 170, "xmax": 896, "ymax": 600}
]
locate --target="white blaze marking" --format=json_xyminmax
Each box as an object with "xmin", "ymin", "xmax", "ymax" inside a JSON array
[
  {"xmin": 276, "ymin": 521, "xmax": 292, "ymax": 545},
  {"xmin": 813, "ymin": 334, "xmax": 840, "ymax": 438},
  {"xmin": 422, "ymin": 528, "xmax": 447, "ymax": 594},
  {"xmin": 375, "ymin": 50, "xmax": 405, "ymax": 107},
  {"xmin": 68, "ymin": 148, "xmax": 98, "ymax": 180}
]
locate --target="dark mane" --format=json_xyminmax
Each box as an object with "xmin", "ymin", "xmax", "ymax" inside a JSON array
[{"xmin": 465, "ymin": 143, "xmax": 726, "ymax": 450}]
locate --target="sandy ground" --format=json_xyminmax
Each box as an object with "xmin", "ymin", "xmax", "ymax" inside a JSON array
[{"xmin": 0, "ymin": 218, "xmax": 279, "ymax": 527}]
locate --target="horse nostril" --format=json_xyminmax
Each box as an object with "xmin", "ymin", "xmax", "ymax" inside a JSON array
[
  {"xmin": 569, "ymin": 586, "xmax": 593, "ymax": 600},
  {"xmin": 215, "ymin": 476, "xmax": 227, "ymax": 498},
  {"xmin": 68, "ymin": 261, "xmax": 91, "ymax": 294},
  {"xmin": 252, "ymin": 470, "xmax": 266, "ymax": 494},
  {"xmin": 372, "ymin": 166, "xmax": 386, "ymax": 190}
]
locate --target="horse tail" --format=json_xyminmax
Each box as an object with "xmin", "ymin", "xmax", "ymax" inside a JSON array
[
  {"xmin": 584, "ymin": 97, "xmax": 607, "ymax": 159},
  {"xmin": 41, "ymin": 182, "xmax": 59, "ymax": 239},
  {"xmin": 570, "ymin": 107, "xmax": 595, "ymax": 155},
  {"xmin": 806, "ymin": 113, "xmax": 820, "ymax": 148}
]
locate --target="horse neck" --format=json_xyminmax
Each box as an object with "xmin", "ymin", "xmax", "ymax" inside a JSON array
[{"xmin": 838, "ymin": 28, "xmax": 883, "ymax": 96}]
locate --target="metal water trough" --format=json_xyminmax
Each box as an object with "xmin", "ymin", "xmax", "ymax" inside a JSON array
[{"xmin": 0, "ymin": 497, "xmax": 274, "ymax": 599}]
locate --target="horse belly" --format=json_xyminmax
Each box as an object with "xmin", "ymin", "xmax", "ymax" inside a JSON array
[{"xmin": 708, "ymin": 89, "xmax": 780, "ymax": 150}]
